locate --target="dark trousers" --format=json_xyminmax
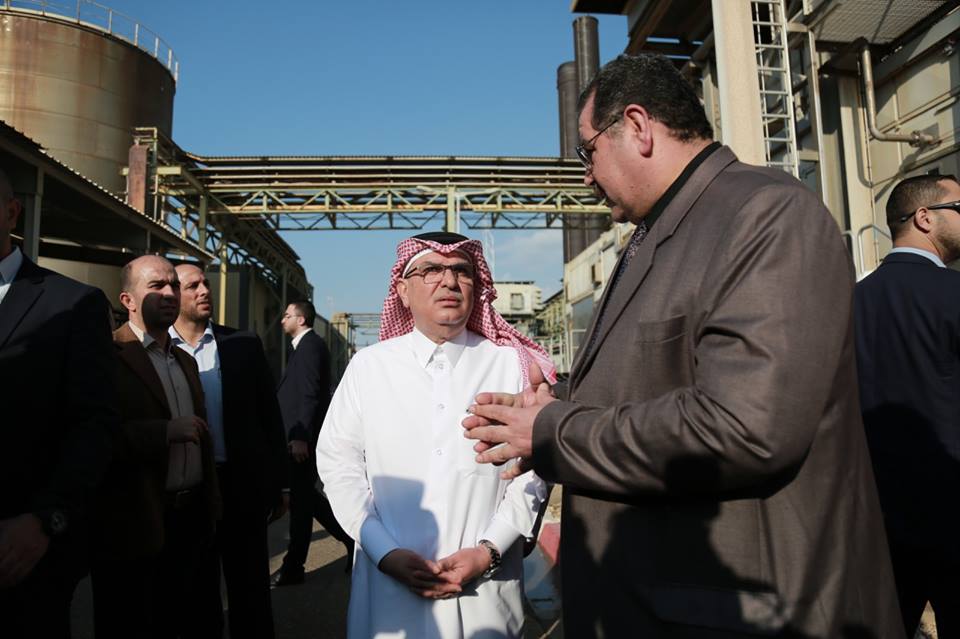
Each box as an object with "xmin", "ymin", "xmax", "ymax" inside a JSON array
[
  {"xmin": 281, "ymin": 455, "xmax": 352, "ymax": 573},
  {"xmin": 92, "ymin": 493, "xmax": 217, "ymax": 639},
  {"xmin": 206, "ymin": 463, "xmax": 275, "ymax": 639},
  {"xmin": 0, "ymin": 537, "xmax": 84, "ymax": 639},
  {"xmin": 890, "ymin": 542, "xmax": 960, "ymax": 638}
]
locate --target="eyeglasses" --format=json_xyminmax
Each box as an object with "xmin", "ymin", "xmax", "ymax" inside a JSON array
[
  {"xmin": 575, "ymin": 115, "xmax": 621, "ymax": 168},
  {"xmin": 898, "ymin": 200, "xmax": 960, "ymax": 223},
  {"xmin": 404, "ymin": 262, "xmax": 475, "ymax": 285}
]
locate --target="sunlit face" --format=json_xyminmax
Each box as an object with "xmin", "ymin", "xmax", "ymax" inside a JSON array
[
  {"xmin": 396, "ymin": 251, "xmax": 475, "ymax": 341},
  {"xmin": 176, "ymin": 264, "xmax": 213, "ymax": 322},
  {"xmin": 579, "ymin": 96, "xmax": 632, "ymax": 224},
  {"xmin": 931, "ymin": 179, "xmax": 960, "ymax": 263},
  {"xmin": 121, "ymin": 257, "xmax": 180, "ymax": 330}
]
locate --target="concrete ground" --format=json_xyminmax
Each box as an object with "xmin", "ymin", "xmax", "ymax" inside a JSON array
[{"xmin": 70, "ymin": 513, "xmax": 561, "ymax": 638}]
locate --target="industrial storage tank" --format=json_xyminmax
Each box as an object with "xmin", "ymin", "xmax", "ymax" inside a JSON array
[{"xmin": 0, "ymin": 1, "xmax": 176, "ymax": 193}]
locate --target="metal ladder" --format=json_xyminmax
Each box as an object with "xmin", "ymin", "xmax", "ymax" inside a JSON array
[{"xmin": 751, "ymin": 0, "xmax": 800, "ymax": 177}]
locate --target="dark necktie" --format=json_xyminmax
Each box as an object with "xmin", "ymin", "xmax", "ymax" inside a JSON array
[{"xmin": 581, "ymin": 220, "xmax": 648, "ymax": 361}]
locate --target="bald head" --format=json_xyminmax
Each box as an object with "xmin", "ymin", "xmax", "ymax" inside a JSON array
[
  {"xmin": 120, "ymin": 255, "xmax": 180, "ymax": 334},
  {"xmin": 175, "ymin": 263, "xmax": 213, "ymax": 324}
]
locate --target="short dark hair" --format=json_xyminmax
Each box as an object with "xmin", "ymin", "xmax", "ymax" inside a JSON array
[
  {"xmin": 578, "ymin": 54, "xmax": 713, "ymax": 143},
  {"xmin": 289, "ymin": 300, "xmax": 316, "ymax": 327},
  {"xmin": 886, "ymin": 174, "xmax": 960, "ymax": 239}
]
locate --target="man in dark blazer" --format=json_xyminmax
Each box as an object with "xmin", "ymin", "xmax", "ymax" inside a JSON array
[
  {"xmin": 92, "ymin": 255, "xmax": 220, "ymax": 639},
  {"xmin": 855, "ymin": 174, "xmax": 960, "ymax": 637},
  {"xmin": 171, "ymin": 263, "xmax": 289, "ymax": 638},
  {"xmin": 464, "ymin": 54, "xmax": 902, "ymax": 637},
  {"xmin": 272, "ymin": 300, "xmax": 352, "ymax": 586},
  {"xmin": 0, "ymin": 168, "xmax": 116, "ymax": 637}
]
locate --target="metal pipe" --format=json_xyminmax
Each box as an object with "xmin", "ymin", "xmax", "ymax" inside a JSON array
[
  {"xmin": 860, "ymin": 45, "xmax": 936, "ymax": 147},
  {"xmin": 573, "ymin": 16, "xmax": 600, "ymax": 94},
  {"xmin": 557, "ymin": 61, "xmax": 579, "ymax": 158}
]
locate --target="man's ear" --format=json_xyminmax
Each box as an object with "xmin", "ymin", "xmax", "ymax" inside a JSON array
[
  {"xmin": 119, "ymin": 291, "xmax": 135, "ymax": 313},
  {"xmin": 3, "ymin": 198, "xmax": 21, "ymax": 229},
  {"xmin": 914, "ymin": 207, "xmax": 936, "ymax": 234},
  {"xmin": 622, "ymin": 103, "xmax": 654, "ymax": 157},
  {"xmin": 396, "ymin": 280, "xmax": 411, "ymax": 309}
]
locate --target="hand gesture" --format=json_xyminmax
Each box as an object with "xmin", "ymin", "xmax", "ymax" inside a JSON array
[
  {"xmin": 288, "ymin": 439, "xmax": 310, "ymax": 463},
  {"xmin": 436, "ymin": 546, "xmax": 491, "ymax": 588},
  {"xmin": 378, "ymin": 548, "xmax": 461, "ymax": 599},
  {"xmin": 167, "ymin": 415, "xmax": 208, "ymax": 444}
]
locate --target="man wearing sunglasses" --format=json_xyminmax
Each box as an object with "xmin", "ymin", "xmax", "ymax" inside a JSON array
[{"xmin": 855, "ymin": 174, "xmax": 960, "ymax": 637}]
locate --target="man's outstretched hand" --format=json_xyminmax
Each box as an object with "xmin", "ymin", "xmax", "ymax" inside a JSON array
[
  {"xmin": 378, "ymin": 548, "xmax": 462, "ymax": 599},
  {"xmin": 462, "ymin": 383, "xmax": 556, "ymax": 480}
]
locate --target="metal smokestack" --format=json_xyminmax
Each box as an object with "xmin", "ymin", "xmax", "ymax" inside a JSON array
[
  {"xmin": 557, "ymin": 61, "xmax": 581, "ymax": 263},
  {"xmin": 574, "ymin": 16, "xmax": 600, "ymax": 94}
]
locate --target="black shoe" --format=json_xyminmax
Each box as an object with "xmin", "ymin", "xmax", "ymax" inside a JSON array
[{"xmin": 270, "ymin": 569, "xmax": 304, "ymax": 588}]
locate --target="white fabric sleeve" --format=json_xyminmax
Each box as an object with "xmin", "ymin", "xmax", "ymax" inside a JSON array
[
  {"xmin": 316, "ymin": 357, "xmax": 399, "ymax": 566},
  {"xmin": 477, "ymin": 372, "xmax": 548, "ymax": 552}
]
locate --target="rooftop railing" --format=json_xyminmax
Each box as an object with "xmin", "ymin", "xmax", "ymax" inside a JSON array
[{"xmin": 2, "ymin": 0, "xmax": 179, "ymax": 81}]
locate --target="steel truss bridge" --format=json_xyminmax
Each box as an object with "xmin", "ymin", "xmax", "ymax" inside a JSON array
[{"xmin": 125, "ymin": 127, "xmax": 610, "ymax": 321}]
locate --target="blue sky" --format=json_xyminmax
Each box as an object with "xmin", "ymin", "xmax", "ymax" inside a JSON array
[{"xmin": 107, "ymin": 1, "xmax": 626, "ymax": 318}]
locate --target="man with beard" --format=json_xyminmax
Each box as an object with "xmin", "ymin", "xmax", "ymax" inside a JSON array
[
  {"xmin": 92, "ymin": 255, "xmax": 220, "ymax": 639},
  {"xmin": 170, "ymin": 263, "xmax": 288, "ymax": 638},
  {"xmin": 316, "ymin": 232, "xmax": 554, "ymax": 638},
  {"xmin": 855, "ymin": 174, "xmax": 960, "ymax": 636}
]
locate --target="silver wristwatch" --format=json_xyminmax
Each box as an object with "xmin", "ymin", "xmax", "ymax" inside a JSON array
[{"xmin": 479, "ymin": 539, "xmax": 502, "ymax": 578}]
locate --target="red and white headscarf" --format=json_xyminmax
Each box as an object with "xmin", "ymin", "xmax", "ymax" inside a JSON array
[{"xmin": 379, "ymin": 233, "xmax": 557, "ymax": 388}]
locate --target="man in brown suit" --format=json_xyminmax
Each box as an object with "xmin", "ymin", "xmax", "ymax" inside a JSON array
[
  {"xmin": 464, "ymin": 54, "xmax": 902, "ymax": 637},
  {"xmin": 92, "ymin": 255, "xmax": 220, "ymax": 639}
]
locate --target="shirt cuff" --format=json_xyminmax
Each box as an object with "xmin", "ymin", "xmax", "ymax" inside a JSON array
[
  {"xmin": 477, "ymin": 516, "xmax": 523, "ymax": 554},
  {"xmin": 359, "ymin": 516, "xmax": 400, "ymax": 567}
]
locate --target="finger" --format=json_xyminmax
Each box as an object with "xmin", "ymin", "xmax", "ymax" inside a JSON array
[
  {"xmin": 468, "ymin": 403, "xmax": 515, "ymax": 425},
  {"xmin": 463, "ymin": 424, "xmax": 512, "ymax": 445},
  {"xmin": 476, "ymin": 443, "xmax": 519, "ymax": 465},
  {"xmin": 500, "ymin": 459, "xmax": 528, "ymax": 481},
  {"xmin": 473, "ymin": 392, "xmax": 517, "ymax": 407},
  {"xmin": 410, "ymin": 569, "xmax": 446, "ymax": 584},
  {"xmin": 407, "ymin": 575, "xmax": 454, "ymax": 590},
  {"xmin": 195, "ymin": 417, "xmax": 209, "ymax": 429},
  {"xmin": 472, "ymin": 440, "xmax": 495, "ymax": 453},
  {"xmin": 462, "ymin": 413, "xmax": 501, "ymax": 431},
  {"xmin": 536, "ymin": 383, "xmax": 554, "ymax": 400}
]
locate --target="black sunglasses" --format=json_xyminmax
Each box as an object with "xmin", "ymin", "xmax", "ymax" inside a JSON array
[{"xmin": 898, "ymin": 200, "xmax": 960, "ymax": 223}]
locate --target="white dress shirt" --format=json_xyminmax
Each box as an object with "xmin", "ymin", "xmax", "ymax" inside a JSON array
[
  {"xmin": 0, "ymin": 246, "xmax": 23, "ymax": 306},
  {"xmin": 889, "ymin": 246, "xmax": 946, "ymax": 267},
  {"xmin": 291, "ymin": 327, "xmax": 312, "ymax": 350},
  {"xmin": 316, "ymin": 328, "xmax": 546, "ymax": 639},
  {"xmin": 170, "ymin": 323, "xmax": 227, "ymax": 463}
]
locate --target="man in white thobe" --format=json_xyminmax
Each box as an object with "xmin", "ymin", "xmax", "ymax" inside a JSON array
[{"xmin": 316, "ymin": 231, "xmax": 555, "ymax": 639}]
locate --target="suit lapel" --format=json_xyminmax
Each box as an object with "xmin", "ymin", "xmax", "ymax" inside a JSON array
[
  {"xmin": 172, "ymin": 347, "xmax": 205, "ymax": 417},
  {"xmin": 0, "ymin": 257, "xmax": 44, "ymax": 350},
  {"xmin": 115, "ymin": 323, "xmax": 171, "ymax": 414},
  {"xmin": 571, "ymin": 147, "xmax": 738, "ymax": 390}
]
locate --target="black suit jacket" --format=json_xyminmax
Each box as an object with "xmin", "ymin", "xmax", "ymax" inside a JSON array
[
  {"xmin": 855, "ymin": 251, "xmax": 960, "ymax": 556},
  {"xmin": 212, "ymin": 324, "xmax": 288, "ymax": 506},
  {"xmin": 0, "ymin": 255, "xmax": 116, "ymax": 532},
  {"xmin": 277, "ymin": 330, "xmax": 331, "ymax": 447}
]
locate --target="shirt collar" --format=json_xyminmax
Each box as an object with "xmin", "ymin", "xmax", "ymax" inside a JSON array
[
  {"xmin": 889, "ymin": 247, "xmax": 946, "ymax": 268},
  {"xmin": 409, "ymin": 326, "xmax": 468, "ymax": 370},
  {"xmin": 291, "ymin": 327, "xmax": 312, "ymax": 350},
  {"xmin": 128, "ymin": 321, "xmax": 171, "ymax": 353},
  {"xmin": 0, "ymin": 246, "xmax": 23, "ymax": 285},
  {"xmin": 169, "ymin": 321, "xmax": 216, "ymax": 347}
]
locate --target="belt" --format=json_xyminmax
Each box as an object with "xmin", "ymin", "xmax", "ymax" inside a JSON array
[{"xmin": 164, "ymin": 486, "xmax": 201, "ymax": 510}]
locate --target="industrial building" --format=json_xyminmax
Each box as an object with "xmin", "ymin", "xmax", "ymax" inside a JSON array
[{"xmin": 541, "ymin": 0, "xmax": 960, "ymax": 375}]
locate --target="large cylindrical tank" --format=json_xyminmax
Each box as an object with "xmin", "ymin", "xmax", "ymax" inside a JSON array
[{"xmin": 0, "ymin": 6, "xmax": 175, "ymax": 194}]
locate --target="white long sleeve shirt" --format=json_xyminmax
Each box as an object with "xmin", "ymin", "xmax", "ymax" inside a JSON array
[{"xmin": 316, "ymin": 328, "xmax": 546, "ymax": 639}]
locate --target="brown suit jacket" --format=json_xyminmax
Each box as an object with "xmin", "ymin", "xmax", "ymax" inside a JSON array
[
  {"xmin": 532, "ymin": 147, "xmax": 902, "ymax": 637},
  {"xmin": 95, "ymin": 323, "xmax": 220, "ymax": 560}
]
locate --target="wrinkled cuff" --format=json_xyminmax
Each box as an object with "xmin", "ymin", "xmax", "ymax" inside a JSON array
[
  {"xmin": 360, "ymin": 516, "xmax": 400, "ymax": 567},
  {"xmin": 477, "ymin": 516, "xmax": 522, "ymax": 554}
]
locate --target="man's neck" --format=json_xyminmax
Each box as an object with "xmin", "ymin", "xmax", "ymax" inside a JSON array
[
  {"xmin": 416, "ymin": 324, "xmax": 466, "ymax": 345},
  {"xmin": 173, "ymin": 317, "xmax": 208, "ymax": 347},
  {"xmin": 893, "ymin": 237, "xmax": 949, "ymax": 262},
  {"xmin": 0, "ymin": 239, "xmax": 12, "ymax": 261},
  {"xmin": 131, "ymin": 317, "xmax": 171, "ymax": 347}
]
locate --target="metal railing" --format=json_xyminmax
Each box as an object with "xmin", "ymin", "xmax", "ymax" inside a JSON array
[
  {"xmin": 855, "ymin": 223, "xmax": 892, "ymax": 276},
  {"xmin": 1, "ymin": 0, "xmax": 178, "ymax": 81}
]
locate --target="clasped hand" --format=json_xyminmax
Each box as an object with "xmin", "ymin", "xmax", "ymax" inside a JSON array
[
  {"xmin": 378, "ymin": 547, "xmax": 491, "ymax": 599},
  {"xmin": 462, "ymin": 383, "xmax": 556, "ymax": 480}
]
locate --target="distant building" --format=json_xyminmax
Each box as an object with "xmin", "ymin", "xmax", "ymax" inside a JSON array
[{"xmin": 493, "ymin": 281, "xmax": 543, "ymax": 339}]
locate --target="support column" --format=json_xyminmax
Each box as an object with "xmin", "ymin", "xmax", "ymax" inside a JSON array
[
  {"xmin": 198, "ymin": 194, "xmax": 208, "ymax": 251},
  {"xmin": 218, "ymin": 238, "xmax": 229, "ymax": 325},
  {"xmin": 711, "ymin": 0, "xmax": 766, "ymax": 166},
  {"xmin": 444, "ymin": 187, "xmax": 459, "ymax": 234},
  {"xmin": 126, "ymin": 145, "xmax": 148, "ymax": 214},
  {"xmin": 280, "ymin": 266, "xmax": 288, "ymax": 370},
  {"xmin": 22, "ymin": 168, "xmax": 43, "ymax": 261}
]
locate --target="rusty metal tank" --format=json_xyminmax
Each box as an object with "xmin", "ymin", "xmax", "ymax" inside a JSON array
[{"xmin": 0, "ymin": 2, "xmax": 176, "ymax": 194}]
